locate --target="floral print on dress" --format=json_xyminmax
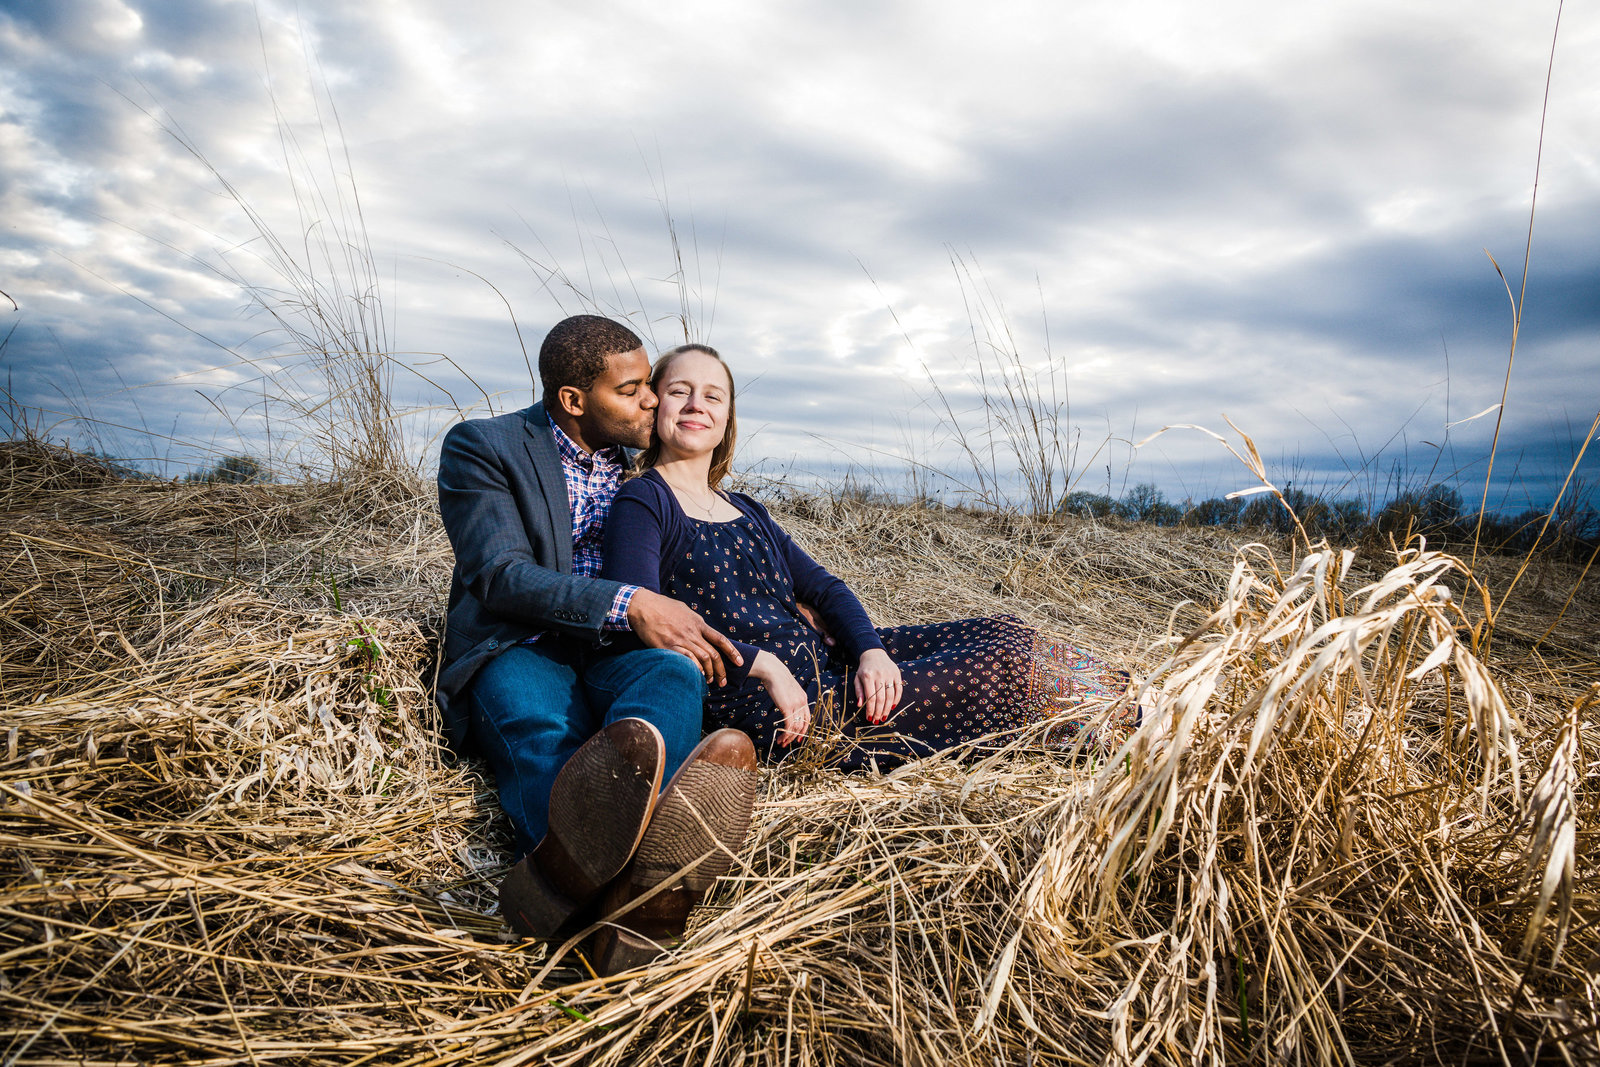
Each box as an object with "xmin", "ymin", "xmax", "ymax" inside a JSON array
[{"xmin": 666, "ymin": 513, "xmax": 1137, "ymax": 768}]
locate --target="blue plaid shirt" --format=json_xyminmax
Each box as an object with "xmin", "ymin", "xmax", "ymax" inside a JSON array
[{"xmin": 528, "ymin": 414, "xmax": 637, "ymax": 641}]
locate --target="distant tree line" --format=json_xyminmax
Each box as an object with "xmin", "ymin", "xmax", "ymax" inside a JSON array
[
  {"xmin": 184, "ymin": 455, "xmax": 272, "ymax": 484},
  {"xmin": 56, "ymin": 450, "xmax": 275, "ymax": 485},
  {"xmin": 43, "ymin": 443, "xmax": 1600, "ymax": 562},
  {"xmin": 1058, "ymin": 482, "xmax": 1599, "ymax": 559}
]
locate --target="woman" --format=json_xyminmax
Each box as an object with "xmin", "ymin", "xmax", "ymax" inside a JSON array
[{"xmin": 601, "ymin": 344, "xmax": 1129, "ymax": 767}]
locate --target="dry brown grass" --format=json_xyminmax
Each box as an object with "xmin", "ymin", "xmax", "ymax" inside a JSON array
[{"xmin": 3, "ymin": 439, "xmax": 1597, "ymax": 1065}]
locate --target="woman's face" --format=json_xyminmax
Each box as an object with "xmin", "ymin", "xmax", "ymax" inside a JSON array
[{"xmin": 654, "ymin": 350, "xmax": 732, "ymax": 459}]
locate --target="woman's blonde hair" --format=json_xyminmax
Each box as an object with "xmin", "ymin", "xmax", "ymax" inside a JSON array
[{"xmin": 633, "ymin": 344, "xmax": 738, "ymax": 488}]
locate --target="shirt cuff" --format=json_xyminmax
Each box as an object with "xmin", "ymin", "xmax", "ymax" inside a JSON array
[{"xmin": 604, "ymin": 584, "xmax": 638, "ymax": 631}]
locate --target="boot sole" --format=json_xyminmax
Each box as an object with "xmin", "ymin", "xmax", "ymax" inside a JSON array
[
  {"xmin": 591, "ymin": 729, "xmax": 758, "ymax": 972},
  {"xmin": 545, "ymin": 720, "xmax": 664, "ymax": 894},
  {"xmin": 501, "ymin": 719, "xmax": 664, "ymax": 939}
]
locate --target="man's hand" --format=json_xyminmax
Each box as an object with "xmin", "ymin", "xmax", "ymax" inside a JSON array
[
  {"xmin": 795, "ymin": 599, "xmax": 836, "ymax": 646},
  {"xmin": 853, "ymin": 648, "xmax": 903, "ymax": 725},
  {"xmin": 627, "ymin": 588, "xmax": 742, "ymax": 687}
]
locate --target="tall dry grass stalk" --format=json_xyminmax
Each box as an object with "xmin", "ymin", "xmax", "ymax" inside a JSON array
[
  {"xmin": 499, "ymin": 169, "xmax": 718, "ymax": 360},
  {"xmin": 869, "ymin": 251, "xmax": 1109, "ymax": 517},
  {"xmin": 1472, "ymin": 0, "xmax": 1566, "ymax": 568},
  {"xmin": 1018, "ymin": 541, "xmax": 1547, "ymax": 1062},
  {"xmin": 112, "ymin": 70, "xmax": 425, "ymax": 497}
]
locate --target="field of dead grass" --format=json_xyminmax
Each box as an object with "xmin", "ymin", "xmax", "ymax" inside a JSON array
[{"xmin": 2, "ymin": 439, "xmax": 1597, "ymax": 1065}]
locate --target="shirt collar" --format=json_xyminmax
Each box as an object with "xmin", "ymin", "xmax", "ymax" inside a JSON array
[{"xmin": 547, "ymin": 409, "xmax": 624, "ymax": 469}]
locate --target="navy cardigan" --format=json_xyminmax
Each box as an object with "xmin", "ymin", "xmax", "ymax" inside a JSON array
[{"xmin": 600, "ymin": 469, "xmax": 885, "ymax": 685}]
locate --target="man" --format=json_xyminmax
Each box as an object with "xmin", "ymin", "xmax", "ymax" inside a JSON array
[{"xmin": 437, "ymin": 314, "xmax": 757, "ymax": 973}]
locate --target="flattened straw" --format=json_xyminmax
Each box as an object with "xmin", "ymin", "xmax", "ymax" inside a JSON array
[{"xmin": 4, "ymin": 448, "xmax": 1596, "ymax": 1065}]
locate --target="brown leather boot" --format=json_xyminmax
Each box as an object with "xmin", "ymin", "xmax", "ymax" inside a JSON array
[
  {"xmin": 499, "ymin": 718, "xmax": 664, "ymax": 939},
  {"xmin": 589, "ymin": 728, "xmax": 759, "ymax": 974}
]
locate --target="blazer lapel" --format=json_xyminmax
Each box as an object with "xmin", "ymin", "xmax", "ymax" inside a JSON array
[{"xmin": 522, "ymin": 402, "xmax": 574, "ymax": 574}]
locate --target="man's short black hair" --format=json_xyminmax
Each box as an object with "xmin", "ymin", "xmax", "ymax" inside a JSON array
[{"xmin": 538, "ymin": 315, "xmax": 645, "ymax": 397}]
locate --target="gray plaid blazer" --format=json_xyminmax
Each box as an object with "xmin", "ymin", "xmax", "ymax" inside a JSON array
[{"xmin": 435, "ymin": 402, "xmax": 627, "ymax": 751}]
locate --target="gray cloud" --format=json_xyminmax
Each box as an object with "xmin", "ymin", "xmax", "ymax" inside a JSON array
[{"xmin": 0, "ymin": 0, "xmax": 1594, "ymax": 508}]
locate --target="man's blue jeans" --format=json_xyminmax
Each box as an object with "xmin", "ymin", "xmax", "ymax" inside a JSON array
[{"xmin": 467, "ymin": 640, "xmax": 705, "ymax": 857}]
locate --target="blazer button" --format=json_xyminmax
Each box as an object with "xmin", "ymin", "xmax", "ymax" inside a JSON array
[{"xmin": 487, "ymin": 639, "xmax": 499, "ymax": 650}]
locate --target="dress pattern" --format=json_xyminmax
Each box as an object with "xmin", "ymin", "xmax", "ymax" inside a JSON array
[
  {"xmin": 1033, "ymin": 633, "xmax": 1141, "ymax": 748},
  {"xmin": 667, "ymin": 514, "xmax": 1137, "ymax": 768}
]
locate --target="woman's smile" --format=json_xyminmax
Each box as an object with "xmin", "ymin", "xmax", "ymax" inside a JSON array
[{"xmin": 654, "ymin": 349, "xmax": 732, "ymax": 457}]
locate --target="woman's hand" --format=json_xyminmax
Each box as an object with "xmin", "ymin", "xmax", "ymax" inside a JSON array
[
  {"xmin": 751, "ymin": 651, "xmax": 811, "ymax": 746},
  {"xmin": 854, "ymin": 648, "xmax": 903, "ymax": 725}
]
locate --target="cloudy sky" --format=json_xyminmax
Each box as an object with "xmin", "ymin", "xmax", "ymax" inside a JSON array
[{"xmin": 2, "ymin": 0, "xmax": 1596, "ymax": 512}]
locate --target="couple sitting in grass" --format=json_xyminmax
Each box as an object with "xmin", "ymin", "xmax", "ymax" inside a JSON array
[{"xmin": 436, "ymin": 315, "xmax": 1128, "ymax": 973}]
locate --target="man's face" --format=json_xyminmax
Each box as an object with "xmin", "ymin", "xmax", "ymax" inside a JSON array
[{"xmin": 572, "ymin": 347, "xmax": 656, "ymax": 450}]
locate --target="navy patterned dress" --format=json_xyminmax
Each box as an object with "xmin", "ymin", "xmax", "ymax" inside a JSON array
[
  {"xmin": 601, "ymin": 471, "xmax": 1048, "ymax": 770},
  {"xmin": 670, "ymin": 512, "xmax": 1042, "ymax": 768}
]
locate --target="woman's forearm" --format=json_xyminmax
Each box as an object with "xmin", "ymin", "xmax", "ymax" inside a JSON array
[
  {"xmin": 749, "ymin": 650, "xmax": 813, "ymax": 745},
  {"xmin": 748, "ymin": 649, "xmax": 788, "ymax": 684}
]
